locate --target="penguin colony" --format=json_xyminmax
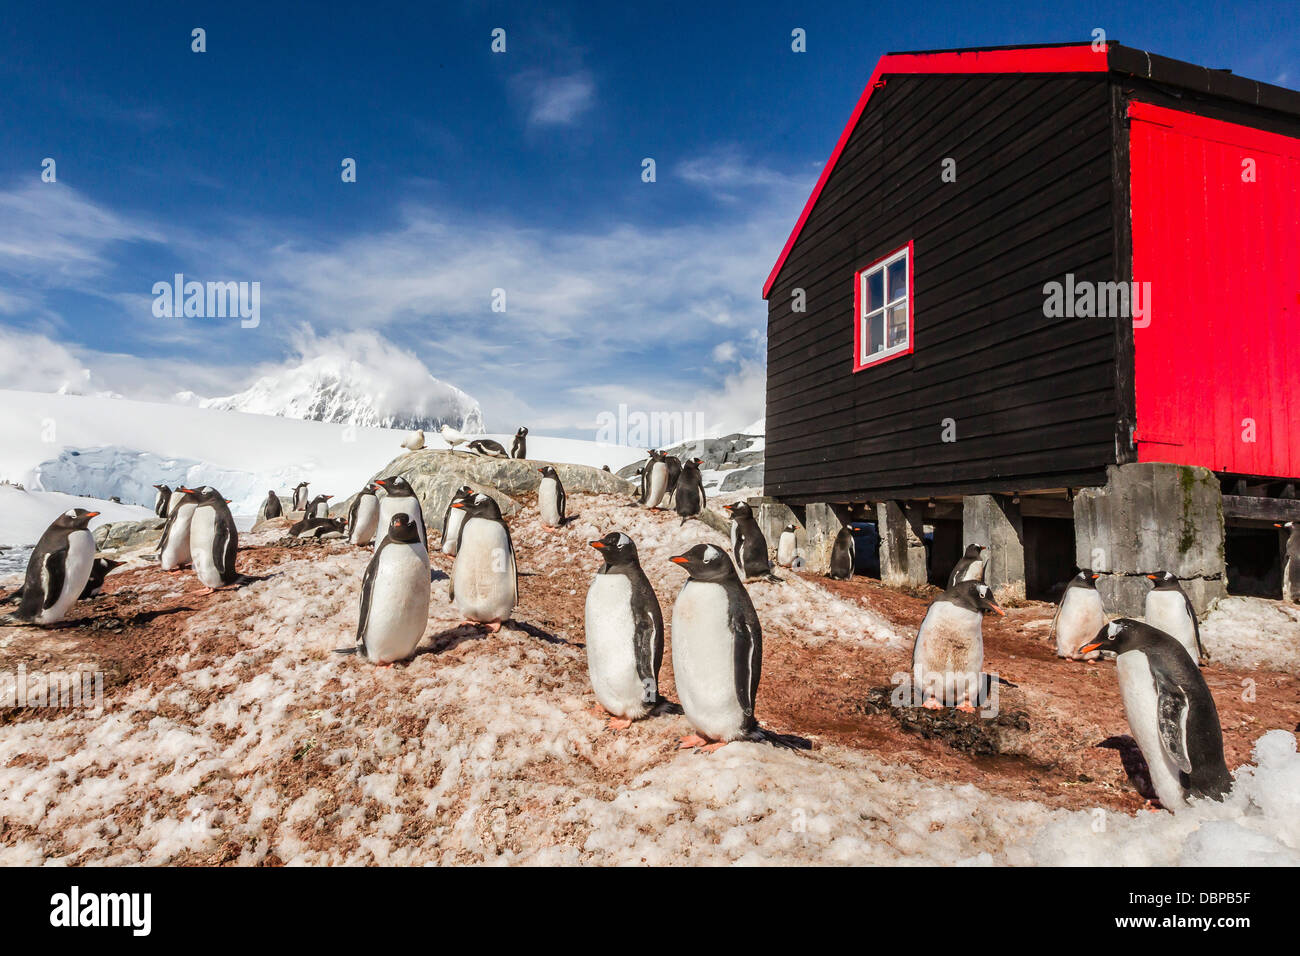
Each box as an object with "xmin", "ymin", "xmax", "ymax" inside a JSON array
[{"xmin": 1, "ymin": 437, "xmax": 1258, "ymax": 811}]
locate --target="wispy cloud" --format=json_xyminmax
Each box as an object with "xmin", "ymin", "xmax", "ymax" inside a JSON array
[{"xmin": 517, "ymin": 70, "xmax": 595, "ymax": 126}]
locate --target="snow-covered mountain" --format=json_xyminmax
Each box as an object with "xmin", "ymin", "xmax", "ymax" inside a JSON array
[{"xmin": 199, "ymin": 343, "xmax": 484, "ymax": 433}]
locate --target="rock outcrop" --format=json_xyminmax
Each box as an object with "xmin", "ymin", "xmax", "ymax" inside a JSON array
[{"xmin": 92, "ymin": 518, "xmax": 167, "ymax": 554}]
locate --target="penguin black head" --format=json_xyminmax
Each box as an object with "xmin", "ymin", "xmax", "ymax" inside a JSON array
[
  {"xmin": 538, "ymin": 466, "xmax": 559, "ymax": 479},
  {"xmin": 1276, "ymin": 521, "xmax": 1296, "ymax": 530},
  {"xmin": 784, "ymin": 523, "xmax": 796, "ymax": 533},
  {"xmin": 386, "ymin": 513, "xmax": 421, "ymax": 544},
  {"xmin": 362, "ymin": 483, "xmax": 377, "ymax": 494},
  {"xmin": 376, "ymin": 476, "xmax": 415, "ymax": 497},
  {"xmin": 589, "ymin": 531, "xmax": 638, "ymax": 568},
  {"xmin": 452, "ymin": 492, "xmax": 503, "ymax": 521},
  {"xmin": 948, "ymin": 580, "xmax": 1004, "ymax": 616},
  {"xmin": 1077, "ymin": 618, "xmax": 1173, "ymax": 658},
  {"xmin": 153, "ymin": 484, "xmax": 169, "ymax": 492},
  {"xmin": 963, "ymin": 543, "xmax": 985, "ymax": 559},
  {"xmin": 669, "ymin": 543, "xmax": 738, "ymax": 583},
  {"xmin": 1147, "ymin": 571, "xmax": 1182, "ymax": 591},
  {"xmin": 516, "ymin": 426, "xmax": 528, "ymax": 437},
  {"xmin": 55, "ymin": 507, "xmax": 100, "ymax": 529},
  {"xmin": 179, "ymin": 485, "xmax": 223, "ymax": 504},
  {"xmin": 1070, "ymin": 569, "xmax": 1101, "ymax": 588},
  {"xmin": 724, "ymin": 502, "xmax": 753, "ymax": 521}
]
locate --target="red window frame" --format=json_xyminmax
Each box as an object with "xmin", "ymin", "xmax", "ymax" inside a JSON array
[{"xmin": 852, "ymin": 240, "xmax": 914, "ymax": 372}]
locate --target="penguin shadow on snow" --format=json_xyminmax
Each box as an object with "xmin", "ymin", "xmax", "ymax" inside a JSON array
[{"xmin": 1097, "ymin": 734, "xmax": 1161, "ymax": 804}]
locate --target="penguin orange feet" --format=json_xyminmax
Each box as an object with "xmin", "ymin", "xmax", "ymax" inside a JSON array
[
  {"xmin": 922, "ymin": 697, "xmax": 943, "ymax": 711},
  {"xmin": 699, "ymin": 741, "xmax": 728, "ymax": 753},
  {"xmin": 678, "ymin": 734, "xmax": 709, "ymax": 749},
  {"xmin": 483, "ymin": 621, "xmax": 503, "ymax": 633},
  {"xmin": 608, "ymin": 716, "xmax": 633, "ymax": 731},
  {"xmin": 956, "ymin": 701, "xmax": 977, "ymax": 715}
]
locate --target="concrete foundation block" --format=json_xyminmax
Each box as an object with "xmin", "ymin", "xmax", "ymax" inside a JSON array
[
  {"xmin": 878, "ymin": 500, "xmax": 927, "ymax": 588},
  {"xmin": 962, "ymin": 494, "xmax": 1026, "ymax": 602},
  {"xmin": 749, "ymin": 498, "xmax": 845, "ymax": 574}
]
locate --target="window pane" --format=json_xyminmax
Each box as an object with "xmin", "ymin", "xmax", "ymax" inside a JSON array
[
  {"xmin": 887, "ymin": 257, "xmax": 907, "ymax": 302},
  {"xmin": 863, "ymin": 270, "xmax": 884, "ymax": 313},
  {"xmin": 865, "ymin": 311, "xmax": 886, "ymax": 357},
  {"xmin": 887, "ymin": 302, "xmax": 908, "ymax": 349}
]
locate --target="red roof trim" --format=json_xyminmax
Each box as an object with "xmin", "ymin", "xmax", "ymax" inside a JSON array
[
  {"xmin": 762, "ymin": 44, "xmax": 1111, "ymax": 299},
  {"xmin": 1129, "ymin": 100, "xmax": 1300, "ymax": 159}
]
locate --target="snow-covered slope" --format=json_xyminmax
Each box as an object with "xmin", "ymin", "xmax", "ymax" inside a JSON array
[
  {"xmin": 0, "ymin": 485, "xmax": 152, "ymax": 558},
  {"xmin": 199, "ymin": 349, "xmax": 484, "ymax": 433}
]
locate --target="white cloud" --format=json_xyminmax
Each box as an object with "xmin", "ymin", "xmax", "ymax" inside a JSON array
[
  {"xmin": 0, "ymin": 328, "xmax": 93, "ymax": 394},
  {"xmin": 676, "ymin": 147, "xmax": 812, "ymax": 202},
  {"xmin": 517, "ymin": 71, "xmax": 595, "ymax": 126}
]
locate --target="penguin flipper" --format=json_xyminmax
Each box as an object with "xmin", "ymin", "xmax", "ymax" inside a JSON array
[
  {"xmin": 729, "ymin": 599, "xmax": 762, "ymax": 728},
  {"xmin": 745, "ymin": 727, "xmax": 813, "ymax": 751},
  {"xmin": 1183, "ymin": 591, "xmax": 1209, "ymax": 661},
  {"xmin": 1150, "ymin": 665, "xmax": 1193, "ymax": 775},
  {"xmin": 43, "ymin": 549, "xmax": 67, "ymax": 611},
  {"xmin": 356, "ymin": 547, "xmax": 380, "ymax": 654},
  {"xmin": 630, "ymin": 571, "xmax": 665, "ymax": 705},
  {"xmin": 214, "ymin": 513, "xmax": 237, "ymax": 582}
]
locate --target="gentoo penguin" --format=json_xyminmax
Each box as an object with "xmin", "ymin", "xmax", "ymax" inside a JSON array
[
  {"xmin": 668, "ymin": 543, "xmax": 763, "ymax": 751},
  {"xmin": 159, "ymin": 488, "xmax": 198, "ymax": 571},
  {"xmin": 1078, "ymin": 619, "xmax": 1232, "ymax": 811},
  {"xmin": 348, "ymin": 483, "xmax": 380, "ymax": 546},
  {"xmin": 1051, "ymin": 570, "xmax": 1106, "ymax": 661},
  {"xmin": 292, "ymin": 482, "xmax": 310, "ymax": 513},
  {"xmin": 948, "ymin": 544, "xmax": 987, "ymax": 588},
  {"xmin": 828, "ymin": 526, "xmax": 855, "ymax": 580},
  {"xmin": 440, "ymin": 424, "xmax": 468, "ymax": 453},
  {"xmin": 538, "ymin": 465, "xmax": 567, "ymax": 528},
  {"xmin": 1144, "ymin": 571, "xmax": 1207, "ymax": 665},
  {"xmin": 912, "ymin": 580, "xmax": 1004, "ymax": 712},
  {"xmin": 152, "ymin": 484, "xmax": 171, "ymax": 519},
  {"xmin": 511, "ymin": 427, "xmax": 528, "ymax": 460},
  {"xmin": 673, "ymin": 458, "xmax": 706, "ymax": 522},
  {"xmin": 584, "ymin": 532, "xmax": 664, "ymax": 728},
  {"xmin": 356, "ymin": 513, "xmax": 430, "ymax": 665},
  {"xmin": 663, "ymin": 455, "xmax": 683, "ymax": 506},
  {"xmin": 723, "ymin": 501, "xmax": 774, "ymax": 581},
  {"xmin": 260, "ymin": 490, "xmax": 282, "ymax": 522},
  {"xmin": 1276, "ymin": 522, "xmax": 1299, "ymax": 602},
  {"xmin": 642, "ymin": 451, "xmax": 669, "ymax": 508},
  {"xmin": 10, "ymin": 509, "xmax": 99, "ymax": 625},
  {"xmin": 375, "ymin": 476, "xmax": 427, "ymax": 554},
  {"xmin": 290, "ymin": 516, "xmax": 347, "ymax": 538},
  {"xmin": 181, "ymin": 486, "xmax": 239, "ymax": 593},
  {"xmin": 305, "ymin": 494, "xmax": 333, "ymax": 519},
  {"xmin": 449, "ymin": 493, "xmax": 517, "ymax": 631},
  {"xmin": 440, "ymin": 485, "xmax": 473, "ymax": 556},
  {"xmin": 469, "ymin": 438, "xmax": 509, "ymax": 458},
  {"xmin": 79, "ymin": 557, "xmax": 125, "ymax": 599},
  {"xmin": 777, "ymin": 524, "xmax": 798, "ymax": 568},
  {"xmin": 400, "ymin": 429, "xmax": 426, "ymax": 451}
]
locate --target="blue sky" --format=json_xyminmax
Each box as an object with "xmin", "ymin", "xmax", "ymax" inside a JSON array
[{"xmin": 1, "ymin": 0, "xmax": 1296, "ymax": 435}]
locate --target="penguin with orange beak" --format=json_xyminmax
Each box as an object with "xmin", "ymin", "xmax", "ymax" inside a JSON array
[
  {"xmin": 1050, "ymin": 570, "xmax": 1106, "ymax": 661},
  {"xmin": 8, "ymin": 508, "xmax": 100, "ymax": 625},
  {"xmin": 911, "ymin": 580, "xmax": 1003, "ymax": 713},
  {"xmin": 537, "ymin": 465, "xmax": 567, "ymax": 528},
  {"xmin": 375, "ymin": 475, "xmax": 427, "ymax": 553},
  {"xmin": 584, "ymin": 532, "xmax": 663, "ymax": 728}
]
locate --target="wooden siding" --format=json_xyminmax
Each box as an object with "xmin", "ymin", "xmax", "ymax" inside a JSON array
[{"xmin": 765, "ymin": 73, "xmax": 1119, "ymax": 503}]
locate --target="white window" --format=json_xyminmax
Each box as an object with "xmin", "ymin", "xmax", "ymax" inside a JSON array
[{"xmin": 854, "ymin": 242, "xmax": 913, "ymax": 371}]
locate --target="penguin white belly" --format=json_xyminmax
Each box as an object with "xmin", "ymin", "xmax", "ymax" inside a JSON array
[
  {"xmin": 585, "ymin": 575, "xmax": 648, "ymax": 718},
  {"xmin": 1116, "ymin": 650, "xmax": 1188, "ymax": 810},
  {"xmin": 539, "ymin": 477, "xmax": 563, "ymax": 526},
  {"xmin": 1056, "ymin": 589, "xmax": 1105, "ymax": 659},
  {"xmin": 777, "ymin": 531, "xmax": 796, "ymax": 567},
  {"xmin": 959, "ymin": 559, "xmax": 984, "ymax": 583},
  {"xmin": 453, "ymin": 520, "xmax": 516, "ymax": 622},
  {"xmin": 672, "ymin": 582, "xmax": 746, "ymax": 741},
  {"xmin": 190, "ymin": 506, "xmax": 224, "ymax": 588},
  {"xmin": 363, "ymin": 542, "xmax": 430, "ymax": 663},
  {"xmin": 913, "ymin": 603, "xmax": 983, "ymax": 705},
  {"xmin": 1144, "ymin": 591, "xmax": 1198, "ymax": 661},
  {"xmin": 154, "ymin": 489, "xmax": 166, "ymax": 514},
  {"xmin": 646, "ymin": 464, "xmax": 668, "ymax": 507},
  {"xmin": 313, "ymin": 502, "xmax": 329, "ymax": 518},
  {"xmin": 37, "ymin": 529, "xmax": 94, "ymax": 624},
  {"xmin": 350, "ymin": 496, "xmax": 380, "ymax": 545},
  {"xmin": 441, "ymin": 508, "xmax": 465, "ymax": 555},
  {"xmin": 161, "ymin": 503, "xmax": 196, "ymax": 570}
]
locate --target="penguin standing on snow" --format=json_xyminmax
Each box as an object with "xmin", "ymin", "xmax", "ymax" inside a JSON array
[
  {"xmin": 584, "ymin": 532, "xmax": 664, "ymax": 728},
  {"xmin": 1144, "ymin": 571, "xmax": 1207, "ymax": 665},
  {"xmin": 9, "ymin": 509, "xmax": 99, "ymax": 625},
  {"xmin": 538, "ymin": 465, "xmax": 567, "ymax": 528},
  {"xmin": 305, "ymin": 494, "xmax": 333, "ymax": 519},
  {"xmin": 673, "ymin": 458, "xmax": 707, "ymax": 522},
  {"xmin": 375, "ymin": 476, "xmax": 427, "ymax": 554},
  {"xmin": 159, "ymin": 488, "xmax": 198, "ymax": 571},
  {"xmin": 348, "ymin": 483, "xmax": 380, "ymax": 546},
  {"xmin": 355, "ymin": 514, "xmax": 430, "ymax": 665},
  {"xmin": 511, "ymin": 426, "xmax": 528, "ymax": 460},
  {"xmin": 777, "ymin": 524, "xmax": 798, "ymax": 568},
  {"xmin": 449, "ymin": 493, "xmax": 517, "ymax": 632},
  {"xmin": 912, "ymin": 580, "xmax": 1004, "ymax": 712},
  {"xmin": 948, "ymin": 544, "xmax": 986, "ymax": 587},
  {"xmin": 1077, "ymin": 619, "xmax": 1232, "ymax": 811},
  {"xmin": 292, "ymin": 482, "xmax": 310, "ymax": 513},
  {"xmin": 1276, "ymin": 521, "xmax": 1299, "ymax": 603},
  {"xmin": 829, "ymin": 526, "xmax": 855, "ymax": 580},
  {"xmin": 260, "ymin": 491, "xmax": 282, "ymax": 522},
  {"xmin": 723, "ymin": 502, "xmax": 774, "ymax": 581},
  {"xmin": 440, "ymin": 485, "xmax": 473, "ymax": 556},
  {"xmin": 80, "ymin": 558, "xmax": 125, "ymax": 599},
  {"xmin": 152, "ymin": 484, "xmax": 171, "ymax": 519},
  {"xmin": 1051, "ymin": 570, "xmax": 1106, "ymax": 661},
  {"xmin": 642, "ymin": 451, "xmax": 669, "ymax": 508},
  {"xmin": 469, "ymin": 438, "xmax": 510, "ymax": 458},
  {"xmin": 181, "ymin": 486, "xmax": 240, "ymax": 593}
]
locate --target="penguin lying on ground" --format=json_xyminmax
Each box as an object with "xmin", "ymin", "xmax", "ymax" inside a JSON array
[
  {"xmin": 948, "ymin": 544, "xmax": 986, "ymax": 587},
  {"xmin": 181, "ymin": 486, "xmax": 240, "ymax": 594},
  {"xmin": 356, "ymin": 514, "xmax": 430, "ymax": 665},
  {"xmin": 1276, "ymin": 521, "xmax": 1299, "ymax": 603},
  {"xmin": 440, "ymin": 485, "xmax": 473, "ymax": 556},
  {"xmin": 289, "ymin": 516, "xmax": 347, "ymax": 538},
  {"xmin": 305, "ymin": 494, "xmax": 333, "ymax": 519},
  {"xmin": 584, "ymin": 532, "xmax": 664, "ymax": 729},
  {"xmin": 828, "ymin": 526, "xmax": 855, "ymax": 580},
  {"xmin": 1051, "ymin": 570, "xmax": 1106, "ymax": 661},
  {"xmin": 673, "ymin": 458, "xmax": 706, "ymax": 522},
  {"xmin": 348, "ymin": 483, "xmax": 380, "ymax": 546},
  {"xmin": 668, "ymin": 544, "xmax": 808, "ymax": 752},
  {"xmin": 538, "ymin": 466, "xmax": 567, "ymax": 528},
  {"xmin": 777, "ymin": 523, "xmax": 798, "ymax": 568},
  {"xmin": 4, "ymin": 509, "xmax": 99, "ymax": 626},
  {"xmin": 259, "ymin": 490, "xmax": 282, "ymax": 522},
  {"xmin": 152, "ymin": 484, "xmax": 171, "ymax": 519},
  {"xmin": 1144, "ymin": 571, "xmax": 1207, "ymax": 665},
  {"xmin": 911, "ymin": 580, "xmax": 1004, "ymax": 712},
  {"xmin": 449, "ymin": 493, "xmax": 517, "ymax": 632},
  {"xmin": 159, "ymin": 489, "xmax": 198, "ymax": 571},
  {"xmin": 1077, "ymin": 619, "xmax": 1232, "ymax": 811},
  {"xmin": 376, "ymin": 476, "xmax": 428, "ymax": 554},
  {"xmin": 80, "ymin": 558, "xmax": 125, "ymax": 599},
  {"xmin": 511, "ymin": 426, "xmax": 528, "ymax": 460},
  {"xmin": 469, "ymin": 438, "xmax": 509, "ymax": 458},
  {"xmin": 723, "ymin": 502, "xmax": 777, "ymax": 581}
]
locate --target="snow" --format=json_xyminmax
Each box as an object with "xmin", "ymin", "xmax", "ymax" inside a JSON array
[
  {"xmin": 1201, "ymin": 596, "xmax": 1300, "ymax": 672},
  {"xmin": 0, "ymin": 484, "xmax": 153, "ymax": 551}
]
